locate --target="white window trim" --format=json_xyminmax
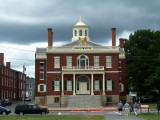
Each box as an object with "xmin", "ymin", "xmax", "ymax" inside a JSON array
[
  {"xmin": 107, "ymin": 79, "xmax": 112, "ymax": 91},
  {"xmin": 94, "ymin": 56, "xmax": 99, "ymax": 68},
  {"xmin": 54, "ymin": 56, "xmax": 60, "ymax": 68},
  {"xmin": 119, "ymin": 71, "xmax": 122, "ymax": 80},
  {"xmin": 38, "ymin": 84, "xmax": 46, "ymax": 92},
  {"xmin": 106, "ymin": 56, "xmax": 112, "ymax": 68},
  {"xmin": 29, "ymin": 84, "xmax": 32, "ymax": 89},
  {"xmin": 119, "ymin": 83, "xmax": 124, "ymax": 92},
  {"xmin": 66, "ymin": 56, "xmax": 72, "ymax": 68},
  {"xmin": 54, "ymin": 80, "xmax": 60, "ymax": 91},
  {"xmin": 67, "ymin": 80, "xmax": 72, "ymax": 91},
  {"xmin": 29, "ymin": 91, "xmax": 32, "ymax": 96},
  {"xmin": 94, "ymin": 80, "xmax": 100, "ymax": 90}
]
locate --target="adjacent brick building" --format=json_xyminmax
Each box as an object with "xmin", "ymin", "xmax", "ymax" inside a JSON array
[
  {"xmin": 0, "ymin": 53, "xmax": 26, "ymax": 101},
  {"xmin": 35, "ymin": 18, "xmax": 126, "ymax": 107}
]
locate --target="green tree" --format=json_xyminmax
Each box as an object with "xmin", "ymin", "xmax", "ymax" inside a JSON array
[{"xmin": 124, "ymin": 29, "xmax": 160, "ymax": 96}]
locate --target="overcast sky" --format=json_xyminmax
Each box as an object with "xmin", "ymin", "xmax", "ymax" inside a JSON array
[{"xmin": 0, "ymin": 0, "xmax": 160, "ymax": 78}]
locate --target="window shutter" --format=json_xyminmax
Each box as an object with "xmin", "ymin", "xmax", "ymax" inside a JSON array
[
  {"xmin": 44, "ymin": 85, "xmax": 46, "ymax": 92},
  {"xmin": 52, "ymin": 81, "xmax": 54, "ymax": 91},
  {"xmin": 72, "ymin": 80, "xmax": 73, "ymax": 90},
  {"xmin": 60, "ymin": 80, "xmax": 61, "ymax": 91},
  {"xmin": 112, "ymin": 80, "xmax": 114, "ymax": 90},
  {"xmin": 93, "ymin": 80, "xmax": 95, "ymax": 90},
  {"xmin": 64, "ymin": 80, "xmax": 67, "ymax": 90},
  {"xmin": 38, "ymin": 85, "xmax": 40, "ymax": 92},
  {"xmin": 105, "ymin": 80, "xmax": 107, "ymax": 90},
  {"xmin": 100, "ymin": 80, "xmax": 102, "ymax": 90}
]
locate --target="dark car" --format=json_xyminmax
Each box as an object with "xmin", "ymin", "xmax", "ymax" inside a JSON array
[
  {"xmin": 24, "ymin": 97, "xmax": 31, "ymax": 101},
  {"xmin": 15, "ymin": 104, "xmax": 49, "ymax": 115},
  {"xmin": 0, "ymin": 106, "xmax": 11, "ymax": 115},
  {"xmin": 0, "ymin": 99, "xmax": 6, "ymax": 107},
  {"xmin": 3, "ymin": 98, "xmax": 12, "ymax": 106}
]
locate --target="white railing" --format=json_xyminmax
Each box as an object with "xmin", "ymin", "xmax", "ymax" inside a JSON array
[{"xmin": 62, "ymin": 66, "xmax": 104, "ymax": 71}]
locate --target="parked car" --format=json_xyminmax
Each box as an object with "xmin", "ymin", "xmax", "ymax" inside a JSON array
[
  {"xmin": 0, "ymin": 99, "xmax": 6, "ymax": 107},
  {"xmin": 15, "ymin": 104, "xmax": 49, "ymax": 115},
  {"xmin": 141, "ymin": 96, "xmax": 152, "ymax": 102},
  {"xmin": 0, "ymin": 106, "xmax": 11, "ymax": 115},
  {"xmin": 3, "ymin": 98, "xmax": 12, "ymax": 105},
  {"xmin": 24, "ymin": 97, "xmax": 31, "ymax": 101}
]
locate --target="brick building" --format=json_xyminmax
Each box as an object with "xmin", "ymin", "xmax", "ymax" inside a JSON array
[
  {"xmin": 0, "ymin": 53, "xmax": 26, "ymax": 101},
  {"xmin": 35, "ymin": 18, "xmax": 126, "ymax": 107}
]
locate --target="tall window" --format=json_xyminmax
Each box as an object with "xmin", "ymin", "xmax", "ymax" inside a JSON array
[
  {"xmin": 40, "ymin": 72, "xmax": 44, "ymax": 80},
  {"xmin": 119, "ymin": 61, "xmax": 122, "ymax": 68},
  {"xmin": 94, "ymin": 56, "xmax": 99, "ymax": 67},
  {"xmin": 79, "ymin": 30, "xmax": 82, "ymax": 36},
  {"xmin": 40, "ymin": 62, "xmax": 44, "ymax": 69},
  {"xmin": 75, "ymin": 30, "xmax": 77, "ymax": 36},
  {"xmin": 53, "ymin": 78, "xmax": 60, "ymax": 91},
  {"xmin": 66, "ymin": 56, "xmax": 72, "ymax": 68},
  {"xmin": 106, "ymin": 56, "xmax": 112, "ymax": 68},
  {"xmin": 29, "ymin": 91, "xmax": 32, "ymax": 96},
  {"xmin": 119, "ymin": 83, "xmax": 124, "ymax": 92},
  {"xmin": 29, "ymin": 84, "xmax": 32, "ymax": 89},
  {"xmin": 106, "ymin": 78, "xmax": 112, "ymax": 91},
  {"xmin": 94, "ymin": 78, "xmax": 100, "ymax": 90},
  {"xmin": 119, "ymin": 72, "xmax": 122, "ymax": 80},
  {"xmin": 77, "ymin": 55, "xmax": 89, "ymax": 67},
  {"xmin": 85, "ymin": 30, "xmax": 87, "ymax": 36},
  {"xmin": 1, "ymin": 90, "xmax": 3, "ymax": 99},
  {"xmin": 54, "ymin": 56, "xmax": 60, "ymax": 68},
  {"xmin": 67, "ymin": 80, "xmax": 72, "ymax": 91},
  {"xmin": 2, "ymin": 77, "xmax": 3, "ymax": 86},
  {"xmin": 40, "ymin": 85, "xmax": 44, "ymax": 92}
]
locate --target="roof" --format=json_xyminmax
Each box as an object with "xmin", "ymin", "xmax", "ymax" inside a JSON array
[
  {"xmin": 26, "ymin": 78, "xmax": 35, "ymax": 84},
  {"xmin": 63, "ymin": 40, "xmax": 102, "ymax": 46},
  {"xmin": 36, "ymin": 48, "xmax": 46, "ymax": 53}
]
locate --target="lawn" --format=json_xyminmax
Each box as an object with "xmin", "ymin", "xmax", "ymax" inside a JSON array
[
  {"xmin": 138, "ymin": 113, "xmax": 160, "ymax": 120},
  {"xmin": 0, "ymin": 115, "xmax": 104, "ymax": 120}
]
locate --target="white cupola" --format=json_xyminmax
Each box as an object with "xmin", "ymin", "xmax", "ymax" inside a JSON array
[{"xmin": 72, "ymin": 16, "xmax": 90, "ymax": 42}]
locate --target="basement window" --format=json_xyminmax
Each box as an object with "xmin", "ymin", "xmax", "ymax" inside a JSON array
[{"xmin": 54, "ymin": 97, "xmax": 60, "ymax": 103}]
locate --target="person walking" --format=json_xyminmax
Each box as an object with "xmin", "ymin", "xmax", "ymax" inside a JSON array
[
  {"xmin": 117, "ymin": 101, "xmax": 123, "ymax": 116},
  {"xmin": 124, "ymin": 102, "xmax": 130, "ymax": 116},
  {"xmin": 134, "ymin": 102, "xmax": 139, "ymax": 116}
]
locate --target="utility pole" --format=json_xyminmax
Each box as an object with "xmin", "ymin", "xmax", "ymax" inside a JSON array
[{"xmin": 23, "ymin": 64, "xmax": 26, "ymax": 104}]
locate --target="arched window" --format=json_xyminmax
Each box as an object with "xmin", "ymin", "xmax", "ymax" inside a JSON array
[
  {"xmin": 79, "ymin": 30, "xmax": 82, "ymax": 36},
  {"xmin": 52, "ymin": 78, "xmax": 60, "ymax": 91},
  {"xmin": 75, "ymin": 30, "xmax": 77, "ymax": 36},
  {"xmin": 77, "ymin": 55, "xmax": 89, "ymax": 67},
  {"xmin": 85, "ymin": 30, "xmax": 87, "ymax": 36}
]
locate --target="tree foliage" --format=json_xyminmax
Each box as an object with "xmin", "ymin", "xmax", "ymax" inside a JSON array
[{"xmin": 124, "ymin": 29, "xmax": 160, "ymax": 96}]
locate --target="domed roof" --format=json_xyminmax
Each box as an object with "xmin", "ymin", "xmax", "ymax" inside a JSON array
[{"xmin": 75, "ymin": 16, "xmax": 86, "ymax": 26}]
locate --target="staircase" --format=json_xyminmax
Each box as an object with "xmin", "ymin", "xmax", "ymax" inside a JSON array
[{"xmin": 67, "ymin": 95, "xmax": 103, "ymax": 108}]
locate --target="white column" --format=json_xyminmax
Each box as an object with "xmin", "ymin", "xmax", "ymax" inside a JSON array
[
  {"xmin": 73, "ymin": 74, "xmax": 75, "ymax": 95},
  {"xmin": 91, "ymin": 74, "xmax": 94, "ymax": 95},
  {"xmin": 102, "ymin": 73, "xmax": 105, "ymax": 95},
  {"xmin": 61, "ymin": 73, "xmax": 64, "ymax": 95}
]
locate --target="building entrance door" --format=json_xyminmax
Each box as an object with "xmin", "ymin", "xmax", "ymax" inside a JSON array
[
  {"xmin": 79, "ymin": 82, "xmax": 87, "ymax": 94},
  {"xmin": 77, "ymin": 76, "xmax": 90, "ymax": 95}
]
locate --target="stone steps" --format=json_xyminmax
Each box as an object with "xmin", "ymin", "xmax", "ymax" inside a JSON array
[{"xmin": 67, "ymin": 95, "xmax": 103, "ymax": 108}]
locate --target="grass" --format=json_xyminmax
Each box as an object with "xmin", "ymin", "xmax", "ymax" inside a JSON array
[
  {"xmin": 138, "ymin": 113, "xmax": 160, "ymax": 120},
  {"xmin": 0, "ymin": 115, "xmax": 104, "ymax": 120}
]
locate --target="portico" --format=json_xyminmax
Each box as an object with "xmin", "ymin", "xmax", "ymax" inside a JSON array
[{"xmin": 61, "ymin": 70, "xmax": 105, "ymax": 96}]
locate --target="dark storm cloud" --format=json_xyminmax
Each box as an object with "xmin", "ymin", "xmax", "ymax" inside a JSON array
[{"xmin": 0, "ymin": 0, "xmax": 160, "ymax": 45}]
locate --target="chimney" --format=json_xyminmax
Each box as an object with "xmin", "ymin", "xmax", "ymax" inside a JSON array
[
  {"xmin": 119, "ymin": 38, "xmax": 124, "ymax": 48},
  {"xmin": 111, "ymin": 28, "xmax": 116, "ymax": 46},
  {"xmin": 48, "ymin": 28, "xmax": 53, "ymax": 47},
  {"xmin": 6, "ymin": 62, "xmax": 11, "ymax": 68},
  {"xmin": 0, "ymin": 53, "xmax": 4, "ymax": 65}
]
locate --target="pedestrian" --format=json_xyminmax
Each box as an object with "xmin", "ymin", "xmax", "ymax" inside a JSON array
[
  {"xmin": 134, "ymin": 102, "xmax": 139, "ymax": 116},
  {"xmin": 124, "ymin": 102, "xmax": 130, "ymax": 116},
  {"xmin": 117, "ymin": 101, "xmax": 123, "ymax": 116}
]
